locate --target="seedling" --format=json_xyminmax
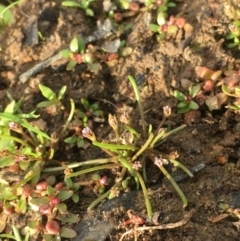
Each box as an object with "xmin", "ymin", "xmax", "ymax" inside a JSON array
[
  {"xmin": 36, "ymin": 84, "xmax": 66, "ymax": 109},
  {"xmin": 173, "ymin": 85, "xmax": 201, "ymax": 113},
  {"xmin": 60, "ymin": 36, "xmax": 100, "ymax": 71},
  {"xmin": 62, "ymin": 0, "xmax": 96, "ymax": 16},
  {"xmin": 226, "ymin": 20, "xmax": 240, "ymax": 49}
]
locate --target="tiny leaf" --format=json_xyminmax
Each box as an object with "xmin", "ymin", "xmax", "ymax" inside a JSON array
[
  {"xmin": 189, "ymin": 100, "xmax": 199, "ymax": 110},
  {"xmin": 70, "ymin": 37, "xmax": 79, "ymax": 52},
  {"xmin": 173, "ymin": 90, "xmax": 187, "ymax": 101}
]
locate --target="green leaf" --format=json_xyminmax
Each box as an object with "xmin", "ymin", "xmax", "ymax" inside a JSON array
[
  {"xmin": 64, "ymin": 177, "xmax": 73, "ymax": 188},
  {"xmin": 77, "ymin": 36, "xmax": 86, "ymax": 52},
  {"xmin": 58, "ymin": 86, "xmax": 67, "ymax": 100},
  {"xmin": 168, "ymin": 2, "xmax": 177, "ymax": 7},
  {"xmin": 0, "ymin": 186, "xmax": 17, "ymax": 200},
  {"xmin": 57, "ymin": 190, "xmax": 74, "ymax": 201},
  {"xmin": 226, "ymin": 32, "xmax": 236, "ymax": 39},
  {"xmin": 60, "ymin": 49, "xmax": 72, "ymax": 58},
  {"xmin": 167, "ymin": 25, "xmax": 178, "ymax": 34},
  {"xmin": 173, "ymin": 90, "xmax": 187, "ymax": 101},
  {"xmin": 42, "ymin": 234, "xmax": 54, "ymax": 241},
  {"xmin": 178, "ymin": 106, "xmax": 191, "ymax": 113},
  {"xmin": 234, "ymin": 37, "xmax": 240, "ymax": 44},
  {"xmin": 64, "ymin": 136, "xmax": 78, "ymax": 144},
  {"xmin": 70, "ymin": 37, "xmax": 79, "ymax": 52},
  {"xmin": 72, "ymin": 194, "xmax": 79, "ymax": 203},
  {"xmin": 90, "ymin": 102, "xmax": 99, "ymax": 111},
  {"xmin": 158, "ymin": 5, "xmax": 167, "ymax": 12},
  {"xmin": 92, "ymin": 110, "xmax": 103, "ymax": 115},
  {"xmin": 47, "ymin": 186, "xmax": 55, "ymax": 196},
  {"xmin": 0, "ymin": 156, "xmax": 14, "ymax": 167},
  {"xmin": 227, "ymin": 42, "xmax": 237, "ymax": 48},
  {"xmin": 0, "ymin": 4, "xmax": 14, "ymax": 28},
  {"xmin": 234, "ymin": 20, "xmax": 240, "ymax": 27},
  {"xmin": 177, "ymin": 101, "xmax": 188, "ymax": 108},
  {"xmin": 62, "ymin": 1, "xmax": 82, "ymax": 8},
  {"xmin": 15, "ymin": 198, "xmax": 27, "ymax": 214},
  {"xmin": 222, "ymin": 84, "xmax": 236, "ymax": 96},
  {"xmin": 190, "ymin": 85, "xmax": 201, "ymax": 97},
  {"xmin": 66, "ymin": 60, "xmax": 77, "ymax": 70},
  {"xmin": 157, "ymin": 11, "xmax": 166, "ymax": 25},
  {"xmin": 29, "ymin": 196, "xmax": 50, "ymax": 211},
  {"xmin": 60, "ymin": 227, "xmax": 77, "ymax": 238},
  {"xmin": 36, "ymin": 100, "xmax": 56, "ymax": 108},
  {"xmin": 30, "ymin": 163, "xmax": 41, "ymax": 186},
  {"xmin": 39, "ymin": 84, "xmax": 56, "ymax": 101},
  {"xmin": 56, "ymin": 212, "xmax": 80, "ymax": 223},
  {"xmin": 4, "ymin": 100, "xmax": 15, "ymax": 113},
  {"xmin": 189, "ymin": 100, "xmax": 199, "ymax": 110},
  {"xmin": 149, "ymin": 24, "xmax": 160, "ymax": 32},
  {"xmin": 56, "ymin": 203, "xmax": 68, "ymax": 214},
  {"xmin": 77, "ymin": 139, "xmax": 84, "ymax": 147},
  {"xmin": 81, "ymin": 98, "xmax": 90, "ymax": 110},
  {"xmin": 85, "ymin": 8, "xmax": 94, "ymax": 16}
]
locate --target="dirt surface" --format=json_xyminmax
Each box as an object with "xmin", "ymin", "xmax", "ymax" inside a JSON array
[{"xmin": 1, "ymin": 0, "xmax": 240, "ymax": 240}]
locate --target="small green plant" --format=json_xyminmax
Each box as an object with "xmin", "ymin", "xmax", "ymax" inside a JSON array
[
  {"xmin": 76, "ymin": 98, "xmax": 103, "ymax": 125},
  {"xmin": 0, "ymin": 85, "xmax": 79, "ymax": 240},
  {"xmin": 173, "ymin": 85, "xmax": 201, "ymax": 113},
  {"xmin": 62, "ymin": 0, "xmax": 96, "ymax": 16},
  {"xmin": 143, "ymin": 0, "xmax": 188, "ymax": 41},
  {"xmin": 36, "ymin": 84, "xmax": 66, "ymax": 109},
  {"xmin": 60, "ymin": 36, "xmax": 99, "ymax": 71},
  {"xmin": 226, "ymin": 20, "xmax": 240, "ymax": 49},
  {"xmin": 64, "ymin": 75, "xmax": 192, "ymax": 218}
]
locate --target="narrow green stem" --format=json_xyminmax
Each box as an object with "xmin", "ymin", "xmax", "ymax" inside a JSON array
[
  {"xmin": 132, "ymin": 132, "xmax": 153, "ymax": 161},
  {"xmin": 154, "ymin": 116, "xmax": 166, "ymax": 136},
  {"xmin": 93, "ymin": 141, "xmax": 137, "ymax": 151},
  {"xmin": 154, "ymin": 124, "xmax": 186, "ymax": 147},
  {"xmin": 150, "ymin": 129, "xmax": 165, "ymax": 148},
  {"xmin": 66, "ymin": 163, "xmax": 119, "ymax": 178},
  {"xmin": 0, "ymin": 0, "xmax": 23, "ymax": 17},
  {"xmin": 159, "ymin": 165, "xmax": 188, "ymax": 207},
  {"xmin": 135, "ymin": 171, "xmax": 152, "ymax": 217},
  {"xmin": 128, "ymin": 75, "xmax": 147, "ymax": 138},
  {"xmin": 170, "ymin": 159, "xmax": 193, "ymax": 177},
  {"xmin": 88, "ymin": 168, "xmax": 127, "ymax": 210},
  {"xmin": 43, "ymin": 157, "xmax": 118, "ymax": 172},
  {"xmin": 59, "ymin": 99, "xmax": 75, "ymax": 139},
  {"xmin": 12, "ymin": 225, "xmax": 23, "ymax": 241},
  {"xmin": 87, "ymin": 188, "xmax": 112, "ymax": 210}
]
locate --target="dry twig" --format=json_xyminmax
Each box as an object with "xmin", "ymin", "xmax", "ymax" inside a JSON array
[{"xmin": 120, "ymin": 210, "xmax": 194, "ymax": 241}]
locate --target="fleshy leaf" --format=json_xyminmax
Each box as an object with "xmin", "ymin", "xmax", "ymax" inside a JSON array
[
  {"xmin": 57, "ymin": 190, "xmax": 74, "ymax": 201},
  {"xmin": 70, "ymin": 37, "xmax": 79, "ymax": 53},
  {"xmin": 173, "ymin": 90, "xmax": 187, "ymax": 101},
  {"xmin": 66, "ymin": 60, "xmax": 77, "ymax": 71},
  {"xmin": 56, "ymin": 212, "xmax": 80, "ymax": 223},
  {"xmin": 189, "ymin": 100, "xmax": 199, "ymax": 110},
  {"xmin": 60, "ymin": 49, "xmax": 72, "ymax": 58},
  {"xmin": 60, "ymin": 227, "xmax": 77, "ymax": 238}
]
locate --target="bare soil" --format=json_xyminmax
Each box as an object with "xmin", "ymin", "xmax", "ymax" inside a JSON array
[{"xmin": 1, "ymin": 0, "xmax": 240, "ymax": 240}]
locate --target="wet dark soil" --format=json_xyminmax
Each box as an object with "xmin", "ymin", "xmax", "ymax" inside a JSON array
[{"xmin": 1, "ymin": 0, "xmax": 240, "ymax": 240}]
